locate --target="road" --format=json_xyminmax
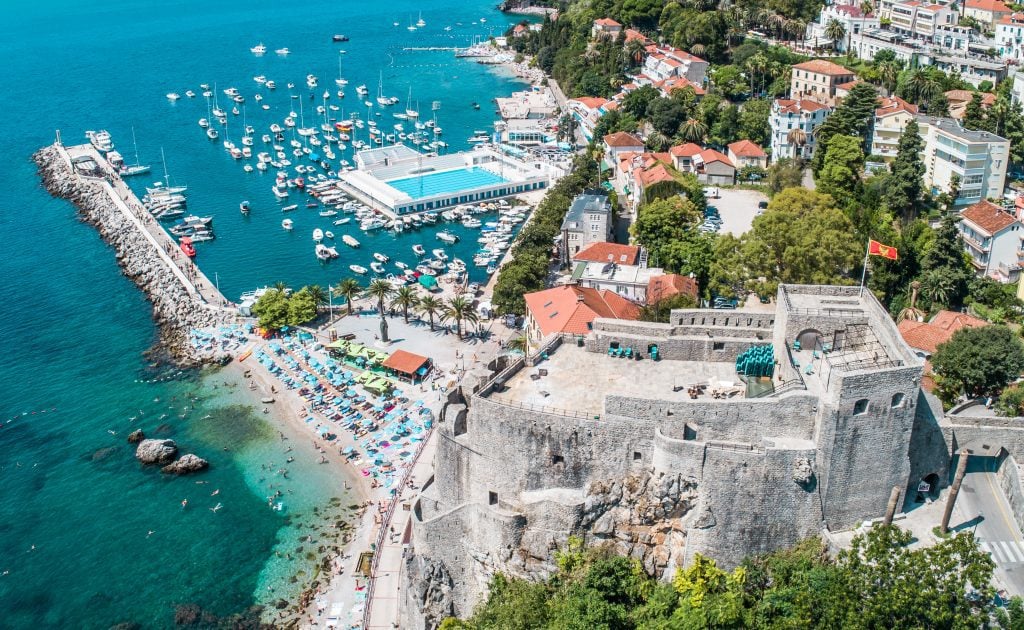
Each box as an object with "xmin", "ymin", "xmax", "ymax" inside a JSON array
[{"xmin": 957, "ymin": 456, "xmax": 1024, "ymax": 596}]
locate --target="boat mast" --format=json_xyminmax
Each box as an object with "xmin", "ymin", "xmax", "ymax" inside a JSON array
[
  {"xmin": 160, "ymin": 147, "xmax": 169, "ymax": 187},
  {"xmin": 131, "ymin": 126, "xmax": 141, "ymax": 167}
]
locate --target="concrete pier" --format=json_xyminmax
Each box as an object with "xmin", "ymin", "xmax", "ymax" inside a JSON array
[{"xmin": 35, "ymin": 140, "xmax": 237, "ymax": 365}]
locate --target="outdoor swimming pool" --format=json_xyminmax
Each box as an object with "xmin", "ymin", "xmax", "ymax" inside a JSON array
[{"xmin": 386, "ymin": 167, "xmax": 509, "ymax": 200}]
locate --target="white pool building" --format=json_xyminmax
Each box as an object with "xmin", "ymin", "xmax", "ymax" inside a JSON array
[{"xmin": 339, "ymin": 144, "xmax": 560, "ymax": 217}]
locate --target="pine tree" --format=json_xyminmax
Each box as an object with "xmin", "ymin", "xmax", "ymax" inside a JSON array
[
  {"xmin": 919, "ymin": 216, "xmax": 973, "ymax": 309},
  {"xmin": 962, "ymin": 93, "xmax": 989, "ymax": 132},
  {"xmin": 811, "ymin": 82, "xmax": 879, "ymax": 175},
  {"xmin": 885, "ymin": 119, "xmax": 925, "ymax": 223}
]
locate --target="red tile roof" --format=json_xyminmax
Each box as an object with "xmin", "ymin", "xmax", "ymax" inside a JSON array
[
  {"xmin": 525, "ymin": 285, "xmax": 640, "ymax": 336},
  {"xmin": 594, "ymin": 17, "xmax": 622, "ymax": 27},
  {"xmin": 875, "ymin": 96, "xmax": 918, "ymax": 117},
  {"xmin": 382, "ymin": 349, "xmax": 430, "ymax": 375},
  {"xmin": 774, "ymin": 98, "xmax": 830, "ymax": 114},
  {"xmin": 728, "ymin": 140, "xmax": 767, "ymax": 158},
  {"xmin": 960, "ymin": 200, "xmax": 1019, "ymax": 236},
  {"xmin": 656, "ymin": 77, "xmax": 706, "ymax": 95},
  {"xmin": 603, "ymin": 131, "xmax": 645, "ymax": 148},
  {"xmin": 572, "ymin": 96, "xmax": 608, "ymax": 110},
  {"xmin": 636, "ymin": 163, "xmax": 676, "ymax": 186},
  {"xmin": 669, "ymin": 143, "xmax": 702, "ymax": 158},
  {"xmin": 646, "ymin": 274, "xmax": 698, "ymax": 304},
  {"xmin": 624, "ymin": 29, "xmax": 650, "ymax": 44},
  {"xmin": 966, "ymin": 0, "xmax": 1011, "ymax": 12},
  {"xmin": 898, "ymin": 311, "xmax": 988, "ymax": 354},
  {"xmin": 697, "ymin": 148, "xmax": 733, "ymax": 167},
  {"xmin": 945, "ymin": 89, "xmax": 996, "ymax": 106},
  {"xmin": 793, "ymin": 60, "xmax": 854, "ymax": 76},
  {"xmin": 573, "ymin": 242, "xmax": 641, "ymax": 265},
  {"xmin": 998, "ymin": 11, "xmax": 1024, "ymax": 23}
]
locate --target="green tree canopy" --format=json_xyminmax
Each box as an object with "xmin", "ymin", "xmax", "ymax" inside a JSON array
[
  {"xmin": 251, "ymin": 288, "xmax": 290, "ymax": 330},
  {"xmin": 816, "ymin": 134, "xmax": 865, "ymax": 206},
  {"xmin": 286, "ymin": 287, "xmax": 318, "ymax": 326},
  {"xmin": 932, "ymin": 325, "xmax": 1024, "ymax": 399},
  {"xmin": 884, "ymin": 118, "xmax": 926, "ymax": 223},
  {"xmin": 743, "ymin": 188, "xmax": 861, "ymax": 285}
]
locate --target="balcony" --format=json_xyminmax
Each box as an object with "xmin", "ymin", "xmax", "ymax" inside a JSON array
[{"xmin": 962, "ymin": 233, "xmax": 991, "ymax": 252}]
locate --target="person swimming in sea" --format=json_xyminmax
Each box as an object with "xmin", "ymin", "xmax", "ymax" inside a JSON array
[{"xmin": 181, "ymin": 499, "xmax": 188, "ymax": 509}]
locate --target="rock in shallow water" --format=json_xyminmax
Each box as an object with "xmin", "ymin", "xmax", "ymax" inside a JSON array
[
  {"xmin": 126, "ymin": 429, "xmax": 145, "ymax": 444},
  {"xmin": 161, "ymin": 453, "xmax": 209, "ymax": 475},
  {"xmin": 135, "ymin": 439, "xmax": 178, "ymax": 465}
]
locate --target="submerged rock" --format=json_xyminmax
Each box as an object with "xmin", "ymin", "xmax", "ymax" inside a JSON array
[
  {"xmin": 135, "ymin": 439, "xmax": 178, "ymax": 465},
  {"xmin": 161, "ymin": 453, "xmax": 209, "ymax": 475},
  {"xmin": 127, "ymin": 429, "xmax": 145, "ymax": 444},
  {"xmin": 91, "ymin": 446, "xmax": 119, "ymax": 462}
]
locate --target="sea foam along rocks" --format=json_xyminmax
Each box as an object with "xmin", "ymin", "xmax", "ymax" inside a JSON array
[
  {"xmin": 135, "ymin": 438, "xmax": 179, "ymax": 465},
  {"xmin": 161, "ymin": 454, "xmax": 210, "ymax": 475}
]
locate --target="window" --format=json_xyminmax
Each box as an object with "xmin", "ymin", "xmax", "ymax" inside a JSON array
[
  {"xmin": 713, "ymin": 342, "xmax": 725, "ymax": 350},
  {"xmin": 853, "ymin": 399, "xmax": 869, "ymax": 415},
  {"xmin": 489, "ymin": 492, "xmax": 498, "ymax": 505},
  {"xmin": 633, "ymin": 451, "xmax": 642, "ymax": 461},
  {"xmin": 552, "ymin": 454, "xmax": 564, "ymax": 466},
  {"xmin": 891, "ymin": 393, "xmax": 906, "ymax": 408}
]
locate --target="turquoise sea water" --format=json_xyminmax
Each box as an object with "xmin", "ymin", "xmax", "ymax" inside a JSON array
[{"xmin": 1, "ymin": 1, "xmax": 526, "ymax": 627}]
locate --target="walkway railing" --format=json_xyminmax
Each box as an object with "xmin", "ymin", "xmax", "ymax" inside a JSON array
[
  {"xmin": 483, "ymin": 395, "xmax": 597, "ymax": 420},
  {"xmin": 362, "ymin": 416, "xmax": 436, "ymax": 629}
]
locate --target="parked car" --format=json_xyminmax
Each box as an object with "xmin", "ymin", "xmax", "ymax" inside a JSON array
[
  {"xmin": 757, "ymin": 200, "xmax": 769, "ymax": 209},
  {"xmin": 712, "ymin": 296, "xmax": 738, "ymax": 309}
]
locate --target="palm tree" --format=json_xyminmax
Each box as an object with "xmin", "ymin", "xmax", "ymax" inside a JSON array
[
  {"xmin": 334, "ymin": 277, "xmax": 361, "ymax": 315},
  {"xmin": 897, "ymin": 281, "xmax": 927, "ymax": 323},
  {"xmin": 920, "ymin": 270, "xmax": 953, "ymax": 308},
  {"xmin": 689, "ymin": 43, "xmax": 706, "ymax": 58},
  {"xmin": 877, "ymin": 61, "xmax": 899, "ymax": 95},
  {"xmin": 417, "ymin": 295, "xmax": 444, "ymax": 331},
  {"xmin": 907, "ymin": 69, "xmax": 942, "ymax": 104},
  {"xmin": 860, "ymin": 0, "xmax": 874, "ymax": 16},
  {"xmin": 442, "ymin": 296, "xmax": 478, "ymax": 339},
  {"xmin": 273, "ymin": 281, "xmax": 289, "ymax": 292},
  {"xmin": 507, "ymin": 335, "xmax": 528, "ymax": 353},
  {"xmin": 824, "ymin": 19, "xmax": 846, "ymax": 51},
  {"xmin": 646, "ymin": 130, "xmax": 670, "ymax": 152},
  {"xmin": 365, "ymin": 279, "xmax": 395, "ymax": 316},
  {"xmin": 787, "ymin": 128, "xmax": 808, "ymax": 157},
  {"xmin": 680, "ymin": 118, "xmax": 708, "ymax": 144},
  {"xmin": 391, "ymin": 286, "xmax": 419, "ymax": 323},
  {"xmin": 626, "ymin": 38, "xmax": 646, "ymax": 67},
  {"xmin": 306, "ymin": 284, "xmax": 328, "ymax": 313}
]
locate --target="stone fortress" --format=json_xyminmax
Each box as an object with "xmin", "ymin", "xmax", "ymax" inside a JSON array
[{"xmin": 397, "ymin": 284, "xmax": 1019, "ymax": 627}]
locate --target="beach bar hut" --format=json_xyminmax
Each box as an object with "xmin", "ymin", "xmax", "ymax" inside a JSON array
[{"xmin": 381, "ymin": 349, "xmax": 432, "ymax": 383}]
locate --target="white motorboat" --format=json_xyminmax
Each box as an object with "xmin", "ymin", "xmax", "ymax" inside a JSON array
[
  {"xmin": 395, "ymin": 261, "xmax": 408, "ymax": 270},
  {"xmin": 412, "ymin": 244, "xmax": 425, "ymax": 256},
  {"xmin": 370, "ymin": 262, "xmax": 385, "ymax": 274},
  {"xmin": 198, "ymin": 118, "xmax": 210, "ymax": 128},
  {"xmin": 281, "ymin": 204, "xmax": 298, "ymax": 212},
  {"xmin": 431, "ymin": 248, "xmax": 449, "ymax": 261},
  {"xmin": 313, "ymin": 228, "xmax": 324, "ymax": 242},
  {"xmin": 251, "ymin": 43, "xmax": 267, "ymax": 54},
  {"xmin": 167, "ymin": 92, "xmax": 180, "ymax": 101},
  {"xmin": 319, "ymin": 209, "xmax": 338, "ymax": 217},
  {"xmin": 342, "ymin": 234, "xmax": 360, "ymax": 248},
  {"xmin": 333, "ymin": 217, "xmax": 351, "ymax": 225},
  {"xmin": 349, "ymin": 264, "xmax": 368, "ymax": 274},
  {"xmin": 275, "ymin": 47, "xmax": 290, "ymax": 55},
  {"xmin": 325, "ymin": 230, "xmax": 334, "ymax": 239},
  {"xmin": 282, "ymin": 219, "xmax": 294, "ymax": 230},
  {"xmin": 436, "ymin": 230, "xmax": 458, "ymax": 244},
  {"xmin": 272, "ymin": 186, "xmax": 289, "ymax": 199},
  {"xmin": 316, "ymin": 244, "xmax": 339, "ymax": 261},
  {"xmin": 373, "ymin": 252, "xmax": 389, "ymax": 263}
]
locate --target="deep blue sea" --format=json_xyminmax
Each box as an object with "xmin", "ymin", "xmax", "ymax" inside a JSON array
[{"xmin": 0, "ymin": 1, "xmax": 526, "ymax": 627}]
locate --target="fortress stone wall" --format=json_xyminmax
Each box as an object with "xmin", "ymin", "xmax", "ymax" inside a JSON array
[{"xmin": 397, "ymin": 285, "xmax": 979, "ymax": 629}]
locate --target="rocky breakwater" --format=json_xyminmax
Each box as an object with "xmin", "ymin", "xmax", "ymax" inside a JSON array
[{"xmin": 33, "ymin": 144, "xmax": 235, "ymax": 366}]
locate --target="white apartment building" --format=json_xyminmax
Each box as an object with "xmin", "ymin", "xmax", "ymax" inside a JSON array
[
  {"xmin": 870, "ymin": 96, "xmax": 919, "ymax": 159},
  {"xmin": 880, "ymin": 0, "xmax": 958, "ymax": 39},
  {"xmin": 641, "ymin": 46, "xmax": 709, "ymax": 86},
  {"xmin": 916, "ymin": 115, "xmax": 1010, "ymax": 205},
  {"xmin": 769, "ymin": 98, "xmax": 832, "ymax": 160},
  {"xmin": 997, "ymin": 12, "xmax": 1024, "ymax": 62},
  {"xmin": 958, "ymin": 200, "xmax": 1024, "ymax": 283},
  {"xmin": 806, "ymin": 3, "xmax": 881, "ymax": 51}
]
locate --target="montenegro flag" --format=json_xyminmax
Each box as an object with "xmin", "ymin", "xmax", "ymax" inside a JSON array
[{"xmin": 868, "ymin": 240, "xmax": 898, "ymax": 260}]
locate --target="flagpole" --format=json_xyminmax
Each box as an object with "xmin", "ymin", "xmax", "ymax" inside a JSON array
[{"xmin": 859, "ymin": 240, "xmax": 870, "ymax": 297}]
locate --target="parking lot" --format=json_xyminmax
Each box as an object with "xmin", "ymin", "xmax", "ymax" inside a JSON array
[{"xmin": 702, "ymin": 187, "xmax": 768, "ymax": 237}]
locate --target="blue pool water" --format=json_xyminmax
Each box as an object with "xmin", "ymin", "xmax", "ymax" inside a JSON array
[{"xmin": 386, "ymin": 167, "xmax": 509, "ymax": 200}]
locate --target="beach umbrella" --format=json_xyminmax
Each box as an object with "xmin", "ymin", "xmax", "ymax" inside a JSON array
[{"xmin": 343, "ymin": 446, "xmax": 354, "ymax": 454}]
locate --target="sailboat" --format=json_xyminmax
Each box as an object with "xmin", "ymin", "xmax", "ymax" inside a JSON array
[
  {"xmin": 405, "ymin": 87, "xmax": 419, "ymax": 119},
  {"xmin": 407, "ymin": 15, "xmax": 417, "ymax": 31},
  {"xmin": 376, "ymin": 71, "xmax": 390, "ymax": 107},
  {"xmin": 416, "ymin": 11, "xmax": 426, "ymax": 27},
  {"xmin": 335, "ymin": 53, "xmax": 348, "ymax": 87},
  {"xmin": 122, "ymin": 127, "xmax": 151, "ymax": 177}
]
